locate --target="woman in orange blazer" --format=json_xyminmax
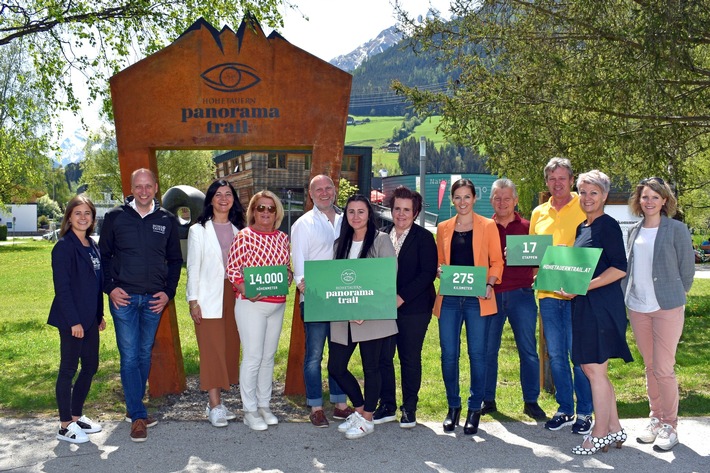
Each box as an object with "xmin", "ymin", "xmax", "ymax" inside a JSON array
[{"xmin": 435, "ymin": 178, "xmax": 504, "ymax": 435}]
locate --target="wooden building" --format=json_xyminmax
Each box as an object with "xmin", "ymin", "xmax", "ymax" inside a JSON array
[{"xmin": 214, "ymin": 146, "xmax": 373, "ymax": 209}]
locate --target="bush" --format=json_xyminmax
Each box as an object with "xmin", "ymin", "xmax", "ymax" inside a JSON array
[
  {"xmin": 37, "ymin": 215, "xmax": 50, "ymax": 229},
  {"xmin": 0, "ymin": 225, "xmax": 6, "ymax": 241}
]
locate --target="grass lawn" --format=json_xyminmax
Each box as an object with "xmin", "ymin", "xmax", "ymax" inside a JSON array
[{"xmin": 1, "ymin": 239, "xmax": 708, "ymax": 422}]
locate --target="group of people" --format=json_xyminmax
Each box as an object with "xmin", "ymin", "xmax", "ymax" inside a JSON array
[{"xmin": 48, "ymin": 161, "xmax": 694, "ymax": 453}]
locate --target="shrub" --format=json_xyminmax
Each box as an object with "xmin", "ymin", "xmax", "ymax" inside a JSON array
[{"xmin": 0, "ymin": 225, "xmax": 6, "ymax": 241}]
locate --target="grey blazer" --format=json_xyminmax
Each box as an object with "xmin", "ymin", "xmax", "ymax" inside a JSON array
[
  {"xmin": 621, "ymin": 216, "xmax": 695, "ymax": 310},
  {"xmin": 331, "ymin": 231, "xmax": 399, "ymax": 344}
]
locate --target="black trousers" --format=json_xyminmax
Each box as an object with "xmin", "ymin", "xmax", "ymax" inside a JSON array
[
  {"xmin": 327, "ymin": 326, "xmax": 391, "ymax": 413},
  {"xmin": 379, "ymin": 311, "xmax": 432, "ymax": 412},
  {"xmin": 56, "ymin": 324, "xmax": 100, "ymax": 422}
]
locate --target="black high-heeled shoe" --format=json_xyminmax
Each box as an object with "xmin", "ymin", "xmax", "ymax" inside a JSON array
[
  {"xmin": 463, "ymin": 409, "xmax": 482, "ymax": 435},
  {"xmin": 443, "ymin": 407, "xmax": 461, "ymax": 432}
]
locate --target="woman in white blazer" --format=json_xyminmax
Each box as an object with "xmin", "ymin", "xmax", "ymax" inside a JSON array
[{"xmin": 187, "ymin": 179, "xmax": 245, "ymax": 427}]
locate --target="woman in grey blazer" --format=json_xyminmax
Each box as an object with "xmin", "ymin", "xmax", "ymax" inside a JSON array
[
  {"xmin": 327, "ymin": 194, "xmax": 398, "ymax": 440},
  {"xmin": 622, "ymin": 177, "xmax": 694, "ymax": 451}
]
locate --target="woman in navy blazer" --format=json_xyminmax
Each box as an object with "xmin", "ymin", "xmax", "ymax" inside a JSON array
[
  {"xmin": 48, "ymin": 195, "xmax": 105, "ymax": 444},
  {"xmin": 622, "ymin": 177, "xmax": 695, "ymax": 451},
  {"xmin": 375, "ymin": 186, "xmax": 438, "ymax": 428}
]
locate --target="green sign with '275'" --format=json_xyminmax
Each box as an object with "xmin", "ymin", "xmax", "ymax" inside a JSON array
[
  {"xmin": 242, "ymin": 265, "xmax": 289, "ymax": 298},
  {"xmin": 303, "ymin": 257, "xmax": 397, "ymax": 322},
  {"xmin": 439, "ymin": 265, "xmax": 488, "ymax": 297}
]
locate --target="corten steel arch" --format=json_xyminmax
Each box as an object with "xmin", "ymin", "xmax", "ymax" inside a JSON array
[{"xmin": 110, "ymin": 16, "xmax": 351, "ymax": 397}]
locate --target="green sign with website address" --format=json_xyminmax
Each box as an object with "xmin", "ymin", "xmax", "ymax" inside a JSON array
[
  {"xmin": 243, "ymin": 265, "xmax": 289, "ymax": 298},
  {"xmin": 533, "ymin": 246, "xmax": 602, "ymax": 295},
  {"xmin": 439, "ymin": 265, "xmax": 488, "ymax": 297},
  {"xmin": 303, "ymin": 258, "xmax": 397, "ymax": 322}
]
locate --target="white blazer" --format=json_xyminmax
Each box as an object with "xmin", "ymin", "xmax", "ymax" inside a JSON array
[{"xmin": 186, "ymin": 220, "xmax": 239, "ymax": 319}]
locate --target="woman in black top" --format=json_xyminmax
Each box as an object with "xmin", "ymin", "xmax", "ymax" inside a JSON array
[{"xmin": 48, "ymin": 195, "xmax": 106, "ymax": 444}]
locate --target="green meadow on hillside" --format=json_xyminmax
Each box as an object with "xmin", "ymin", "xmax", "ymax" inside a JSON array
[{"xmin": 346, "ymin": 116, "xmax": 444, "ymax": 175}]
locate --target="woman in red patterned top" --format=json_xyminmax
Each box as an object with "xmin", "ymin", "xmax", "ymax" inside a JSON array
[{"xmin": 226, "ymin": 190, "xmax": 292, "ymax": 431}]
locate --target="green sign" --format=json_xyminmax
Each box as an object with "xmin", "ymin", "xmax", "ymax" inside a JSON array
[
  {"xmin": 506, "ymin": 234, "xmax": 553, "ymax": 266},
  {"xmin": 533, "ymin": 246, "xmax": 602, "ymax": 295},
  {"xmin": 243, "ymin": 265, "xmax": 289, "ymax": 298},
  {"xmin": 303, "ymin": 258, "xmax": 397, "ymax": 322},
  {"xmin": 439, "ymin": 265, "xmax": 488, "ymax": 297}
]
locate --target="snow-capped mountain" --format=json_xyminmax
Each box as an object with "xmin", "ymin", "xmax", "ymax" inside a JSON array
[
  {"xmin": 330, "ymin": 26, "xmax": 402, "ymax": 72},
  {"xmin": 57, "ymin": 128, "xmax": 87, "ymax": 166}
]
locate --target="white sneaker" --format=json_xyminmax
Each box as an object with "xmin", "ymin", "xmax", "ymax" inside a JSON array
[
  {"xmin": 653, "ymin": 424, "xmax": 679, "ymax": 451},
  {"xmin": 75, "ymin": 415, "xmax": 102, "ymax": 434},
  {"xmin": 56, "ymin": 422, "xmax": 89, "ymax": 444},
  {"xmin": 258, "ymin": 407, "xmax": 279, "ymax": 426},
  {"xmin": 243, "ymin": 411, "xmax": 268, "ymax": 431},
  {"xmin": 208, "ymin": 405, "xmax": 228, "ymax": 427},
  {"xmin": 636, "ymin": 417, "xmax": 662, "ymax": 443},
  {"xmin": 338, "ymin": 412, "xmax": 361, "ymax": 433},
  {"xmin": 206, "ymin": 403, "xmax": 237, "ymax": 421},
  {"xmin": 345, "ymin": 414, "xmax": 375, "ymax": 439}
]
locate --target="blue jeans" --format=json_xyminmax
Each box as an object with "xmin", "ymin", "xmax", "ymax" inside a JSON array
[
  {"xmin": 539, "ymin": 297, "xmax": 593, "ymax": 416},
  {"xmin": 485, "ymin": 288, "xmax": 541, "ymax": 403},
  {"xmin": 438, "ymin": 296, "xmax": 490, "ymax": 410},
  {"xmin": 301, "ymin": 303, "xmax": 346, "ymax": 407},
  {"xmin": 110, "ymin": 294, "xmax": 162, "ymax": 420}
]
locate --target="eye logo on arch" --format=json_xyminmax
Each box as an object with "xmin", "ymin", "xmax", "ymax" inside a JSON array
[{"xmin": 200, "ymin": 63, "xmax": 261, "ymax": 92}]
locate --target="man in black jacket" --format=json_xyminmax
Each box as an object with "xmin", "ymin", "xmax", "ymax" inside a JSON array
[{"xmin": 99, "ymin": 168, "xmax": 182, "ymax": 443}]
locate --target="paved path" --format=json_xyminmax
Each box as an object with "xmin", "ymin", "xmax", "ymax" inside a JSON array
[{"xmin": 1, "ymin": 416, "xmax": 707, "ymax": 472}]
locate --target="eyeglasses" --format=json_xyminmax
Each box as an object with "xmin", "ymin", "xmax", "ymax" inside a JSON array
[
  {"xmin": 640, "ymin": 177, "xmax": 665, "ymax": 186},
  {"xmin": 255, "ymin": 204, "xmax": 276, "ymax": 214}
]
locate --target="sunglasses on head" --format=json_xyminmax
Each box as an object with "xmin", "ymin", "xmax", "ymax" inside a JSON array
[
  {"xmin": 641, "ymin": 177, "xmax": 665, "ymax": 186},
  {"xmin": 255, "ymin": 204, "xmax": 276, "ymax": 214}
]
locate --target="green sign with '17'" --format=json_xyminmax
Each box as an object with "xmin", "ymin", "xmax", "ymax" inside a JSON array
[
  {"xmin": 506, "ymin": 234, "xmax": 553, "ymax": 266},
  {"xmin": 243, "ymin": 265, "xmax": 289, "ymax": 298},
  {"xmin": 439, "ymin": 265, "xmax": 488, "ymax": 297},
  {"xmin": 303, "ymin": 258, "xmax": 397, "ymax": 322}
]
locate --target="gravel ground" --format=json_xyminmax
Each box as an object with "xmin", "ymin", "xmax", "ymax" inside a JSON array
[{"xmin": 155, "ymin": 375, "xmax": 311, "ymax": 423}]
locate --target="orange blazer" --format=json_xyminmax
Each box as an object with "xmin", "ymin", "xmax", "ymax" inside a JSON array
[{"xmin": 433, "ymin": 213, "xmax": 504, "ymax": 317}]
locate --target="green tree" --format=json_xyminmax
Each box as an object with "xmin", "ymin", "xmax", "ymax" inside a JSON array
[
  {"xmin": 36, "ymin": 194, "xmax": 62, "ymax": 220},
  {"xmin": 81, "ymin": 129, "xmax": 216, "ymax": 200},
  {"xmin": 0, "ymin": 1, "xmax": 292, "ymax": 120},
  {"xmin": 156, "ymin": 150, "xmax": 216, "ymax": 192},
  {"xmin": 80, "ymin": 128, "xmax": 122, "ymax": 201},
  {"xmin": 337, "ymin": 178, "xmax": 359, "ymax": 208},
  {"xmin": 0, "ymin": 41, "xmax": 53, "ymax": 206},
  {"xmin": 45, "ymin": 167, "xmax": 72, "ymax": 209},
  {"xmin": 393, "ymin": 1, "xmax": 710, "ymax": 206}
]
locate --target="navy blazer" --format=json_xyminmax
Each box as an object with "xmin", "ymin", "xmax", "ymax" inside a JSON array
[
  {"xmin": 47, "ymin": 231, "xmax": 104, "ymax": 331},
  {"xmin": 383, "ymin": 223, "xmax": 438, "ymax": 316},
  {"xmin": 622, "ymin": 216, "xmax": 695, "ymax": 310}
]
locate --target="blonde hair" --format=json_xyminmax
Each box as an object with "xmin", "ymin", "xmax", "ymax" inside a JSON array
[
  {"xmin": 59, "ymin": 194, "xmax": 96, "ymax": 238},
  {"xmin": 246, "ymin": 190, "xmax": 285, "ymax": 230},
  {"xmin": 628, "ymin": 177, "xmax": 677, "ymax": 218}
]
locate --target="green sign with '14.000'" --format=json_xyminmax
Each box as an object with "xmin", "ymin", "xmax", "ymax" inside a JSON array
[
  {"xmin": 242, "ymin": 265, "xmax": 289, "ymax": 298},
  {"xmin": 303, "ymin": 258, "xmax": 397, "ymax": 322}
]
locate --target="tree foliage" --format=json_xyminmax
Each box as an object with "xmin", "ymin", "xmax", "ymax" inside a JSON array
[
  {"xmin": 393, "ymin": 0, "xmax": 710, "ymax": 217},
  {"xmin": 80, "ymin": 128, "xmax": 216, "ymax": 201},
  {"xmin": 0, "ymin": 1, "xmax": 291, "ymax": 120},
  {"xmin": 337, "ymin": 178, "xmax": 359, "ymax": 208},
  {"xmin": 0, "ymin": 40, "xmax": 53, "ymax": 206},
  {"xmin": 36, "ymin": 194, "xmax": 62, "ymax": 219},
  {"xmin": 398, "ymin": 137, "xmax": 488, "ymax": 175}
]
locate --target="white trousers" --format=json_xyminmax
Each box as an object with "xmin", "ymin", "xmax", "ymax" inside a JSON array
[{"xmin": 234, "ymin": 299, "xmax": 285, "ymax": 412}]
